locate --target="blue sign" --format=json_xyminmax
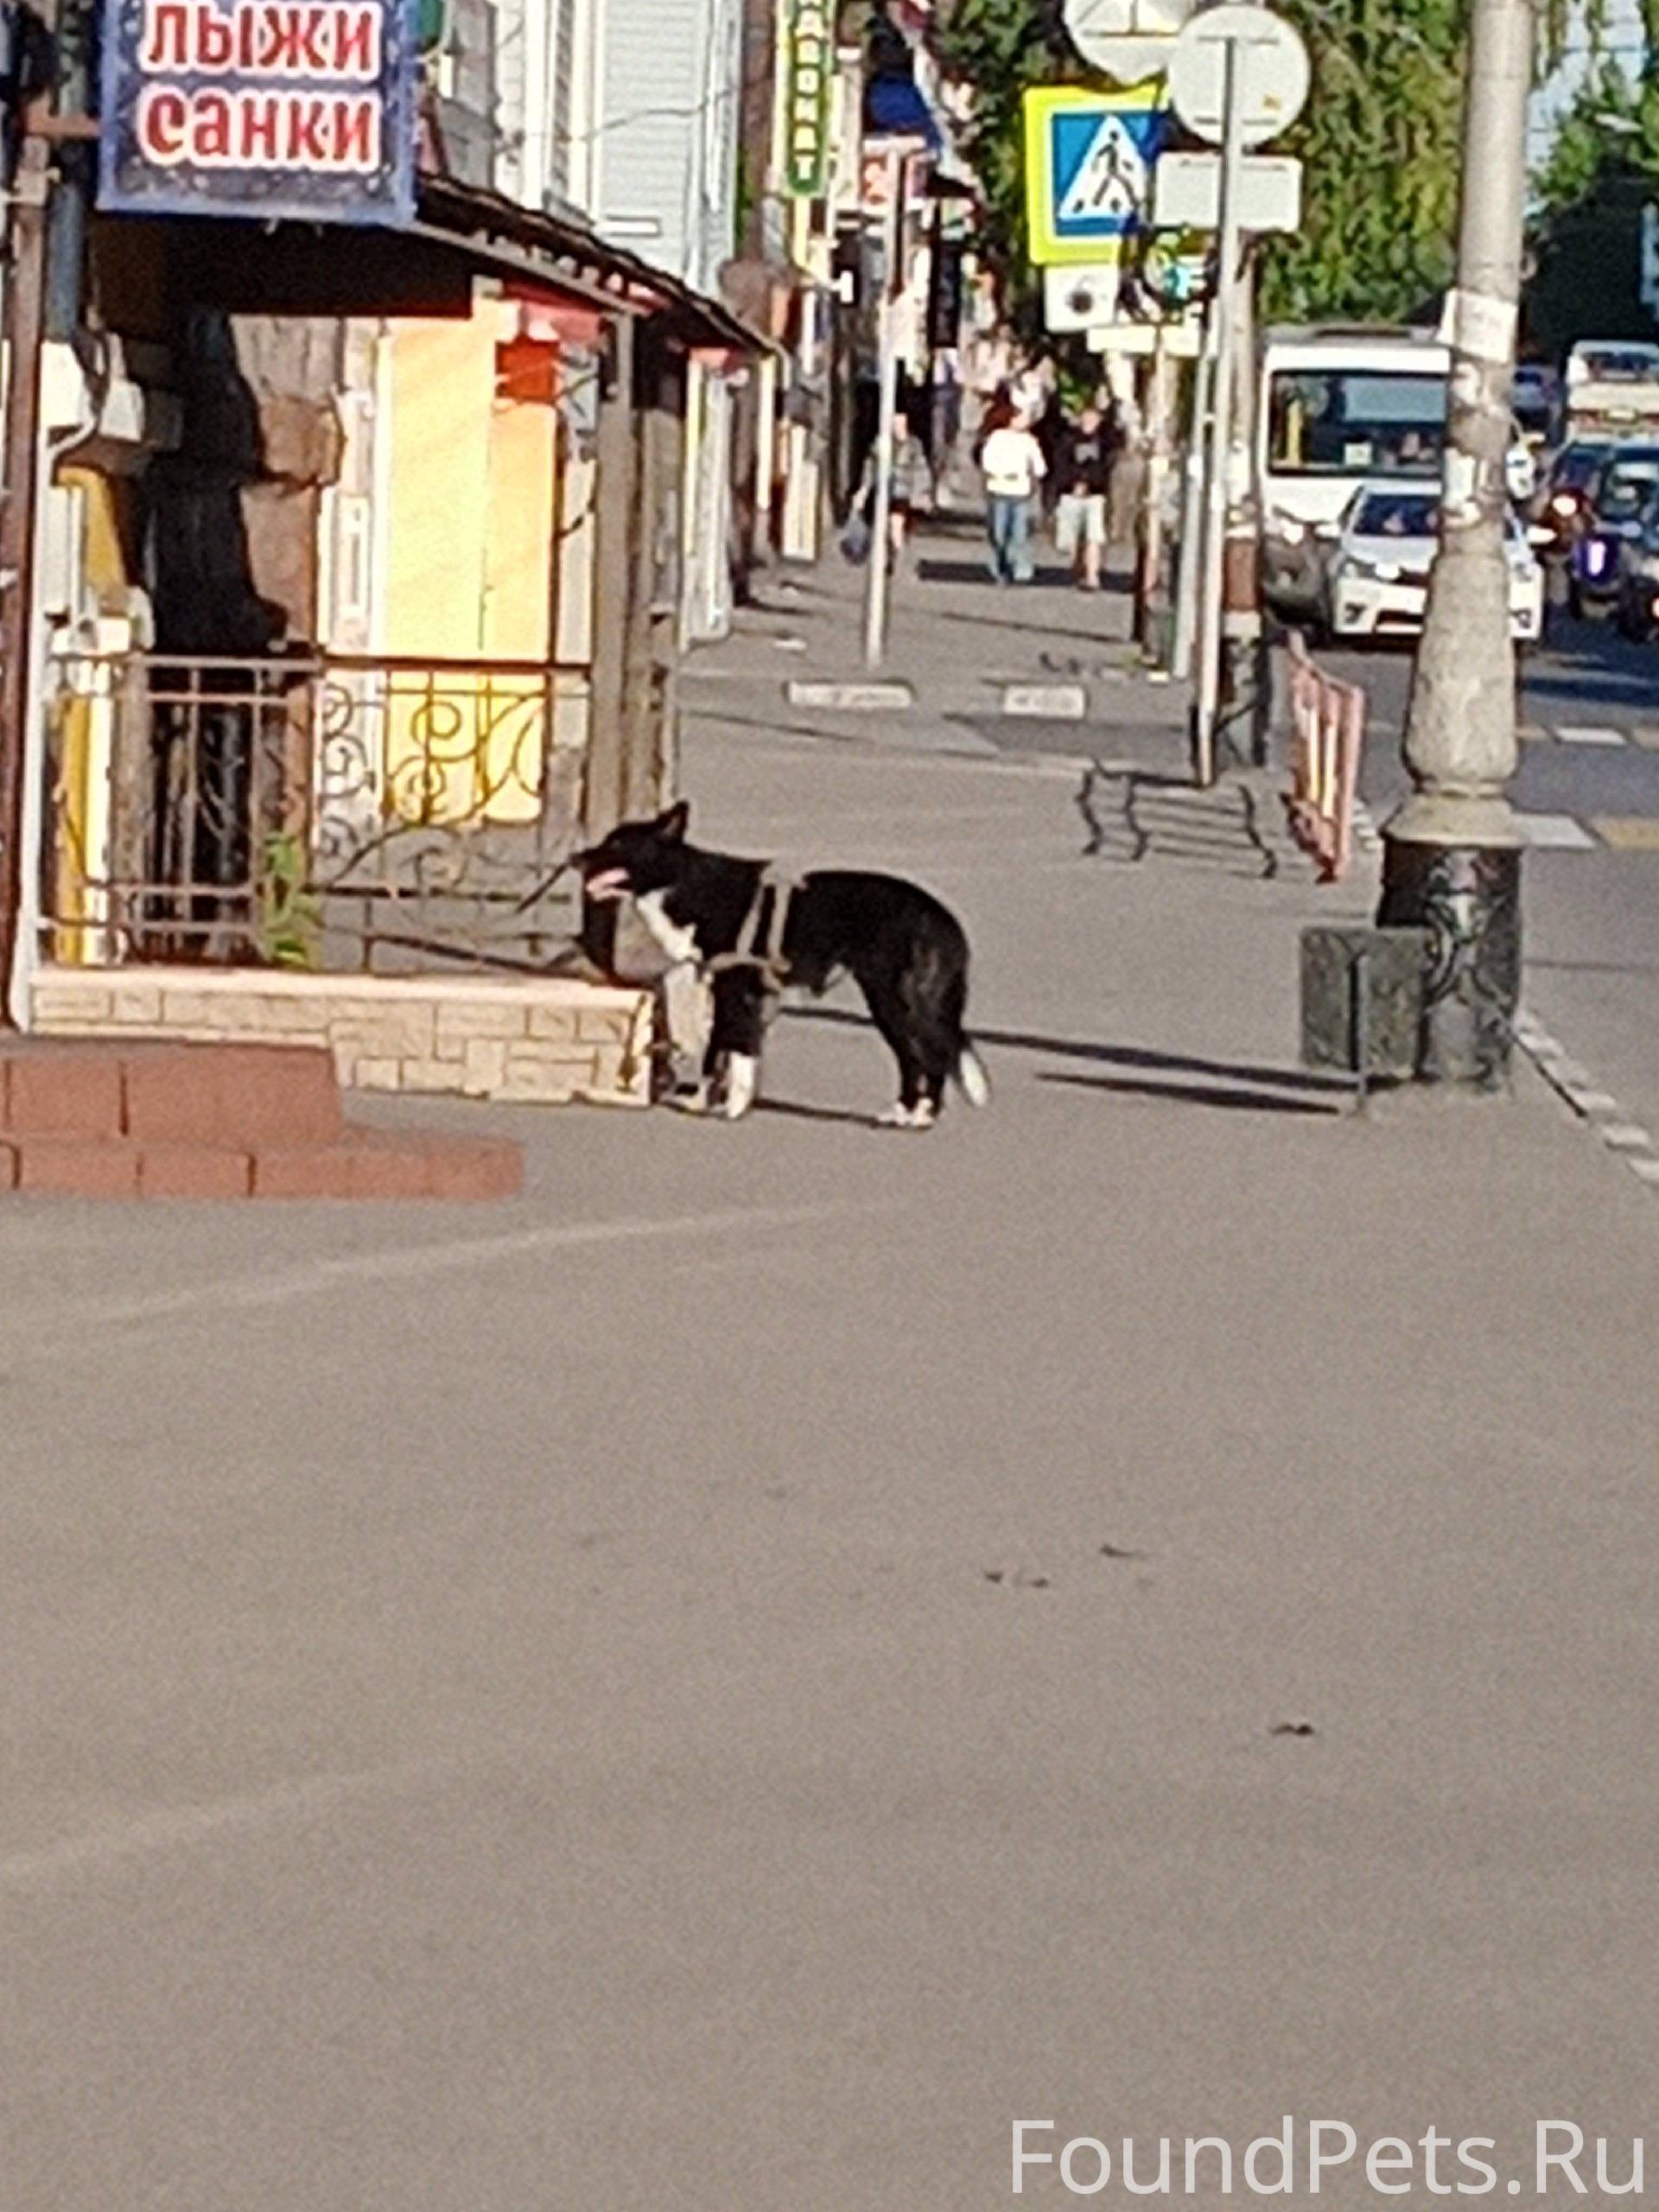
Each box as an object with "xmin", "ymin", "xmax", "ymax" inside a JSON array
[
  {"xmin": 99, "ymin": 0, "xmax": 416, "ymax": 225},
  {"xmin": 1024, "ymin": 87, "xmax": 1170, "ymax": 264},
  {"xmin": 1049, "ymin": 103, "xmax": 1167, "ymax": 242}
]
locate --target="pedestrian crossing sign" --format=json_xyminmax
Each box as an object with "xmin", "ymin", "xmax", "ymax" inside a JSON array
[{"xmin": 1024, "ymin": 85, "xmax": 1172, "ymax": 266}]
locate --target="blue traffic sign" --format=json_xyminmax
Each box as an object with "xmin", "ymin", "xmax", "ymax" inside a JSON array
[{"xmin": 1025, "ymin": 86, "xmax": 1171, "ymax": 264}]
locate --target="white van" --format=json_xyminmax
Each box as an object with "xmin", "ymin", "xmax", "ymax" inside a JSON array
[
  {"xmin": 1257, "ymin": 325, "xmax": 1537, "ymax": 617},
  {"xmin": 1258, "ymin": 327, "xmax": 1449, "ymax": 616}
]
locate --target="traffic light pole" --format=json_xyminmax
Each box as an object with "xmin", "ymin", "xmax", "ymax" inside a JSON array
[{"xmin": 1378, "ymin": 0, "xmax": 1532, "ymax": 1086}]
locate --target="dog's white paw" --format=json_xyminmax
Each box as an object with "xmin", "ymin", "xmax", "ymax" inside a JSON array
[
  {"xmin": 666, "ymin": 1082, "xmax": 713, "ymax": 1116},
  {"xmin": 875, "ymin": 1100, "xmax": 937, "ymax": 1131},
  {"xmin": 721, "ymin": 1055, "xmax": 760, "ymax": 1121}
]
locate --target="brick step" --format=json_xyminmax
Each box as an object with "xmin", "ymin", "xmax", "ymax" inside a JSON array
[
  {"xmin": 0, "ymin": 1042, "xmax": 522, "ymax": 1201},
  {"xmin": 1, "ymin": 1040, "xmax": 342, "ymax": 1147},
  {"xmin": 0, "ymin": 1128, "xmax": 522, "ymax": 1202}
]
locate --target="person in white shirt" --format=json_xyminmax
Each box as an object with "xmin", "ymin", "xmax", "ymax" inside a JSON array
[{"xmin": 976, "ymin": 398, "xmax": 1047, "ymax": 584}]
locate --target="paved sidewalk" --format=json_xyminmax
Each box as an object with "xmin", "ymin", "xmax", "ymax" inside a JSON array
[
  {"xmin": 686, "ymin": 512, "xmax": 1196, "ymax": 773},
  {"xmin": 7, "ymin": 556, "xmax": 1659, "ymax": 2209}
]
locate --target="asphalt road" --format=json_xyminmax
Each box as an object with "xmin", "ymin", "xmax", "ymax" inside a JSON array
[
  {"xmin": 1322, "ymin": 604, "xmax": 1659, "ymax": 1145},
  {"xmin": 8, "ymin": 713, "xmax": 1659, "ymax": 2212}
]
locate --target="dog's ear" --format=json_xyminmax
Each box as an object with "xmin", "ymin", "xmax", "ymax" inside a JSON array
[{"xmin": 656, "ymin": 800, "xmax": 690, "ymax": 844}]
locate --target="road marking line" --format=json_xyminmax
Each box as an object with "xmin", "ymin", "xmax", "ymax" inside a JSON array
[
  {"xmin": 1002, "ymin": 683, "xmax": 1087, "ymax": 720},
  {"xmin": 1554, "ymin": 723, "xmax": 1628, "ymax": 746},
  {"xmin": 1599, "ymin": 1122, "xmax": 1656, "ymax": 1151},
  {"xmin": 785, "ymin": 679, "xmax": 915, "ymax": 710},
  {"xmin": 0, "ymin": 1756, "xmax": 453, "ymax": 1891},
  {"xmin": 1589, "ymin": 816, "xmax": 1659, "ymax": 851},
  {"xmin": 2, "ymin": 1202, "xmax": 878, "ymax": 1344},
  {"xmin": 1517, "ymin": 721, "xmax": 1548, "ymax": 742},
  {"xmin": 1630, "ymin": 725, "xmax": 1659, "ymax": 749},
  {"xmin": 1513, "ymin": 813, "xmax": 1599, "ymax": 849},
  {"xmin": 1514, "ymin": 1007, "xmax": 1659, "ymax": 1210}
]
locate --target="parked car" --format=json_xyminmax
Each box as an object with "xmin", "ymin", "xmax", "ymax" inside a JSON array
[
  {"xmin": 1564, "ymin": 340, "xmax": 1659, "ymax": 442},
  {"xmin": 1614, "ymin": 483, "xmax": 1659, "ymax": 639},
  {"xmin": 1324, "ymin": 483, "xmax": 1544, "ymax": 645},
  {"xmin": 1567, "ymin": 443, "xmax": 1659, "ymax": 616},
  {"xmin": 1533, "ymin": 437, "xmax": 1615, "ymax": 555}
]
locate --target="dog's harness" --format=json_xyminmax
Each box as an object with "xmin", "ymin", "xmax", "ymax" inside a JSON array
[{"xmin": 703, "ymin": 865, "xmax": 803, "ymax": 997}]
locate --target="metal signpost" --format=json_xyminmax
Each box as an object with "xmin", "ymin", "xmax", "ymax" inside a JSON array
[
  {"xmin": 1185, "ymin": 34, "xmax": 1245, "ymax": 788},
  {"xmin": 864, "ymin": 137, "xmax": 916, "ymax": 670},
  {"xmin": 1166, "ymin": 3, "xmax": 1308, "ymax": 785},
  {"xmin": 1170, "ymin": 299, "xmax": 1219, "ymax": 683}
]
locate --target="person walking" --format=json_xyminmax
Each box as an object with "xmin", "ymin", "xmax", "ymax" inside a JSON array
[
  {"xmin": 848, "ymin": 409, "xmax": 931, "ymax": 572},
  {"xmin": 976, "ymin": 401, "xmax": 1047, "ymax": 584},
  {"xmin": 1053, "ymin": 399, "xmax": 1116, "ymax": 591},
  {"xmin": 887, "ymin": 410, "xmax": 931, "ymax": 567}
]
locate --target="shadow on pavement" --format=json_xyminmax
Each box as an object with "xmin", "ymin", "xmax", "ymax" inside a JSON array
[
  {"xmin": 1077, "ymin": 766, "xmax": 1281, "ymax": 878},
  {"xmin": 1529, "ymin": 957, "xmax": 1659, "ymax": 976},
  {"xmin": 1040, "ymin": 1071, "xmax": 1346, "ymax": 1117},
  {"xmin": 918, "ymin": 557, "xmax": 1082, "ymax": 591},
  {"xmin": 785, "ymin": 1004, "xmax": 1348, "ymax": 1098},
  {"xmin": 755, "ymin": 1097, "xmax": 880, "ymax": 1129}
]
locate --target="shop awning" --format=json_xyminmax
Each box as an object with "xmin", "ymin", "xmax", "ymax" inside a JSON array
[{"xmin": 416, "ymin": 175, "xmax": 776, "ymax": 357}]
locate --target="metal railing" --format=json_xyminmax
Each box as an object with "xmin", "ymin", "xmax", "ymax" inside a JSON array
[
  {"xmin": 42, "ymin": 648, "xmax": 594, "ymax": 971},
  {"xmin": 1284, "ymin": 631, "xmax": 1366, "ymax": 885}
]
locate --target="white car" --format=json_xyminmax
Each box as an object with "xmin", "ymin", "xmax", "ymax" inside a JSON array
[{"xmin": 1325, "ymin": 484, "xmax": 1544, "ymax": 644}]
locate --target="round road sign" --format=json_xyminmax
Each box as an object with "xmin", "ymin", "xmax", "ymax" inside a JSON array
[
  {"xmin": 1166, "ymin": 3, "xmax": 1310, "ymax": 149},
  {"xmin": 1063, "ymin": 0, "xmax": 1196, "ymax": 86}
]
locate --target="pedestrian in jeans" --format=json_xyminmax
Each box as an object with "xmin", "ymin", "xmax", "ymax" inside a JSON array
[
  {"xmin": 1053, "ymin": 401, "xmax": 1116, "ymax": 591},
  {"xmin": 977, "ymin": 403, "xmax": 1047, "ymax": 583},
  {"xmin": 887, "ymin": 410, "xmax": 931, "ymax": 567}
]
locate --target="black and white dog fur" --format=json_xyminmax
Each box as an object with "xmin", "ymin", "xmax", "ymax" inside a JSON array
[{"xmin": 578, "ymin": 803, "xmax": 990, "ymax": 1128}]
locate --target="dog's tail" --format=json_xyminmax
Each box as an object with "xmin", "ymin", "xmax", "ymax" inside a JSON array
[{"xmin": 955, "ymin": 1039, "xmax": 991, "ymax": 1109}]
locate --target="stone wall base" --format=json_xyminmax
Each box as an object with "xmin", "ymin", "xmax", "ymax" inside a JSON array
[{"xmin": 29, "ymin": 966, "xmax": 655, "ymax": 1108}]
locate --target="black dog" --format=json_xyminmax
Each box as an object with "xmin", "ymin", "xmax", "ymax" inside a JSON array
[{"xmin": 579, "ymin": 802, "xmax": 989, "ymax": 1128}]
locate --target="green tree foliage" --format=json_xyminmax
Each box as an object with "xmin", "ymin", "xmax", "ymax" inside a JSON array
[
  {"xmin": 1527, "ymin": 23, "xmax": 1659, "ymax": 358},
  {"xmin": 932, "ymin": 0, "xmax": 1074, "ymax": 328},
  {"xmin": 1531, "ymin": 3, "xmax": 1659, "ymax": 215},
  {"xmin": 1255, "ymin": 1, "xmax": 1465, "ymax": 324},
  {"xmin": 931, "ymin": 0, "xmax": 1647, "ymax": 338},
  {"xmin": 933, "ymin": 0, "xmax": 1471, "ymax": 327}
]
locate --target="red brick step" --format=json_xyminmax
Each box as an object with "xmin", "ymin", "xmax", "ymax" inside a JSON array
[{"xmin": 0, "ymin": 1039, "xmax": 521, "ymax": 1202}]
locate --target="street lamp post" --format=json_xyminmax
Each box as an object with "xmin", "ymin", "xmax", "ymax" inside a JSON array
[{"xmin": 1378, "ymin": 0, "xmax": 1533, "ymax": 1086}]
